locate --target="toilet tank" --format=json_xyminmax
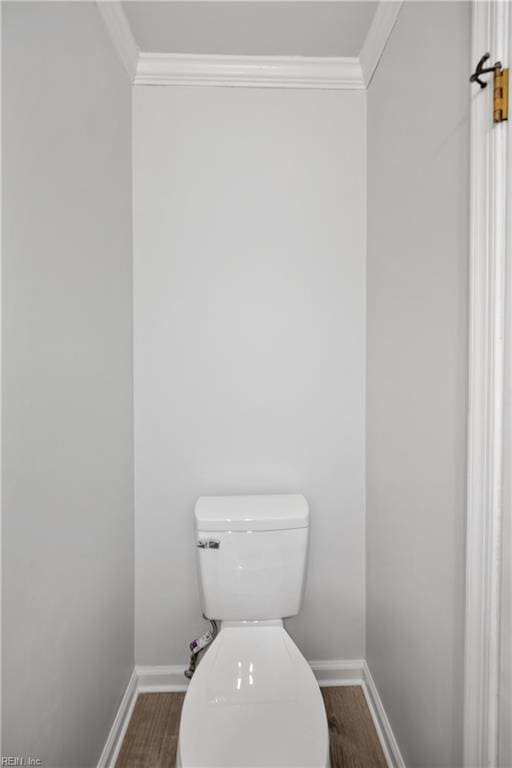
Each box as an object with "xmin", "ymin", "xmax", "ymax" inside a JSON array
[{"xmin": 194, "ymin": 494, "xmax": 309, "ymax": 621}]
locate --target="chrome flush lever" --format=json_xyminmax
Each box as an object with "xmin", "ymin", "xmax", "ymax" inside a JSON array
[{"xmin": 197, "ymin": 539, "xmax": 220, "ymax": 549}]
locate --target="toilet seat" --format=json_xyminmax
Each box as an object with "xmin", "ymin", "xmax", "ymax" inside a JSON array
[{"xmin": 177, "ymin": 625, "xmax": 329, "ymax": 768}]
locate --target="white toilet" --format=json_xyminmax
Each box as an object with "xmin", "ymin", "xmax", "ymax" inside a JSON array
[{"xmin": 177, "ymin": 494, "xmax": 329, "ymax": 768}]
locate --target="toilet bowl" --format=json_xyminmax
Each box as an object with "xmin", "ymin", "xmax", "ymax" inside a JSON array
[
  {"xmin": 177, "ymin": 494, "xmax": 329, "ymax": 768},
  {"xmin": 177, "ymin": 622, "xmax": 329, "ymax": 768}
]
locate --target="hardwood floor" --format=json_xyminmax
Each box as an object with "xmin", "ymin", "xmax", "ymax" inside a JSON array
[
  {"xmin": 117, "ymin": 692, "xmax": 185, "ymax": 768},
  {"xmin": 116, "ymin": 687, "xmax": 387, "ymax": 768},
  {"xmin": 321, "ymin": 687, "xmax": 387, "ymax": 768}
]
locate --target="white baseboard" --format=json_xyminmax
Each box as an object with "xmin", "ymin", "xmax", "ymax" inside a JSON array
[
  {"xmin": 99, "ymin": 659, "xmax": 403, "ymax": 768},
  {"xmin": 136, "ymin": 664, "xmax": 189, "ymax": 693},
  {"xmin": 136, "ymin": 658, "xmax": 365, "ymax": 692},
  {"xmin": 362, "ymin": 662, "xmax": 406, "ymax": 768},
  {"xmin": 309, "ymin": 658, "xmax": 365, "ymax": 686},
  {"xmin": 96, "ymin": 669, "xmax": 138, "ymax": 768}
]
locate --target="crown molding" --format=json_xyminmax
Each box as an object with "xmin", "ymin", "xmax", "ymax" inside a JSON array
[
  {"xmin": 98, "ymin": 0, "xmax": 401, "ymax": 91},
  {"xmin": 134, "ymin": 53, "xmax": 365, "ymax": 90},
  {"xmin": 359, "ymin": 1, "xmax": 403, "ymax": 87},
  {"xmin": 97, "ymin": 1, "xmax": 139, "ymax": 81}
]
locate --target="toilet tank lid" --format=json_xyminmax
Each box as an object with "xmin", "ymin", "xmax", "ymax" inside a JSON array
[{"xmin": 194, "ymin": 494, "xmax": 309, "ymax": 532}]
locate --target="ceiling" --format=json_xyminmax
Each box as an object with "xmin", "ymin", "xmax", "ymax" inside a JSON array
[{"xmin": 122, "ymin": 1, "xmax": 379, "ymax": 58}]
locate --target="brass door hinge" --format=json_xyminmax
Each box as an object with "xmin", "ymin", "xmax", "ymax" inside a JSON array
[
  {"xmin": 494, "ymin": 66, "xmax": 509, "ymax": 123},
  {"xmin": 470, "ymin": 53, "xmax": 509, "ymax": 123}
]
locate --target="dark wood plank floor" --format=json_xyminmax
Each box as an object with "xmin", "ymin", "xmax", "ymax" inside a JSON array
[{"xmin": 116, "ymin": 687, "xmax": 387, "ymax": 768}]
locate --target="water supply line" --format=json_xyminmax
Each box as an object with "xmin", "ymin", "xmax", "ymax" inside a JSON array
[{"xmin": 184, "ymin": 616, "xmax": 218, "ymax": 679}]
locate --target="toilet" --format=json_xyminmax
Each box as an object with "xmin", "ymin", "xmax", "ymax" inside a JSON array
[{"xmin": 177, "ymin": 494, "xmax": 330, "ymax": 768}]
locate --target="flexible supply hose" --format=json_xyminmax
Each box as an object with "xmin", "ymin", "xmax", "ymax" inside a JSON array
[{"xmin": 184, "ymin": 617, "xmax": 218, "ymax": 679}]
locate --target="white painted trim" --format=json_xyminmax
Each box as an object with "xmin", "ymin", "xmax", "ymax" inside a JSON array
[
  {"xmin": 464, "ymin": 2, "xmax": 511, "ymax": 767},
  {"xmin": 98, "ymin": 0, "xmax": 401, "ymax": 91},
  {"xmin": 363, "ymin": 661, "xmax": 405, "ymax": 768},
  {"xmin": 96, "ymin": 1, "xmax": 139, "ymax": 82},
  {"xmin": 136, "ymin": 664, "xmax": 189, "ymax": 693},
  {"xmin": 0, "ymin": 0, "xmax": 3, "ymax": 757},
  {"xmin": 134, "ymin": 53, "xmax": 365, "ymax": 90},
  {"xmin": 97, "ymin": 669, "xmax": 138, "ymax": 768},
  {"xmin": 136, "ymin": 658, "xmax": 365, "ymax": 692},
  {"xmin": 362, "ymin": 662, "xmax": 406, "ymax": 768},
  {"xmin": 309, "ymin": 658, "xmax": 365, "ymax": 686},
  {"xmin": 359, "ymin": 1, "xmax": 403, "ymax": 87}
]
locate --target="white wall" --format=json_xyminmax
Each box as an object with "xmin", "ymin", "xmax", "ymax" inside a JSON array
[
  {"xmin": 2, "ymin": 3, "xmax": 134, "ymax": 765},
  {"xmin": 366, "ymin": 3, "xmax": 470, "ymax": 766},
  {"xmin": 133, "ymin": 86, "xmax": 366, "ymax": 664}
]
